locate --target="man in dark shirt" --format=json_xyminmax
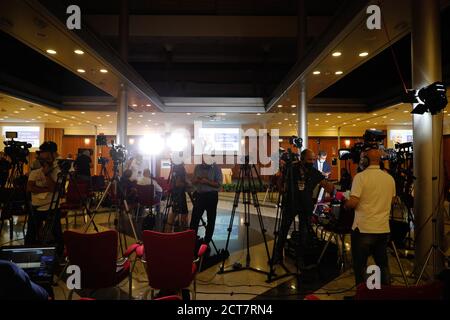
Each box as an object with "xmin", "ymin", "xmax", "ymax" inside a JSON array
[
  {"xmin": 74, "ymin": 150, "xmax": 92, "ymax": 181},
  {"xmin": 0, "ymin": 260, "xmax": 49, "ymax": 300},
  {"xmin": 0, "ymin": 153, "xmax": 11, "ymax": 188},
  {"xmin": 273, "ymin": 149, "xmax": 334, "ymax": 265}
]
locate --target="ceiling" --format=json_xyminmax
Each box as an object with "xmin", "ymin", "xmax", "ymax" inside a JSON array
[{"xmin": 0, "ymin": 0, "xmax": 449, "ymax": 134}]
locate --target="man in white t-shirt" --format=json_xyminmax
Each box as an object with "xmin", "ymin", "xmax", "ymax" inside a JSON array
[
  {"xmin": 25, "ymin": 142, "xmax": 62, "ymax": 253},
  {"xmin": 345, "ymin": 148, "xmax": 396, "ymax": 286}
]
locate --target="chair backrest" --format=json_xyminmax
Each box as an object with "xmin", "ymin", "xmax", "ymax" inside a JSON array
[
  {"xmin": 136, "ymin": 184, "xmax": 155, "ymax": 207},
  {"xmin": 155, "ymin": 177, "xmax": 170, "ymax": 193},
  {"xmin": 65, "ymin": 181, "xmax": 90, "ymax": 204},
  {"xmin": 142, "ymin": 230, "xmax": 196, "ymax": 290},
  {"xmin": 355, "ymin": 282, "xmax": 444, "ymax": 300},
  {"xmin": 63, "ymin": 230, "xmax": 118, "ymax": 289}
]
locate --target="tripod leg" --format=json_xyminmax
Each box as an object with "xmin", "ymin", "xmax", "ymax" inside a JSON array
[
  {"xmin": 415, "ymin": 246, "xmax": 434, "ymax": 285},
  {"xmin": 390, "ymin": 241, "xmax": 409, "ymax": 287}
]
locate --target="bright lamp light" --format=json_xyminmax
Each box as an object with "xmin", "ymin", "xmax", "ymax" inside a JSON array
[
  {"xmin": 139, "ymin": 134, "xmax": 165, "ymax": 155},
  {"xmin": 167, "ymin": 132, "xmax": 188, "ymax": 152}
]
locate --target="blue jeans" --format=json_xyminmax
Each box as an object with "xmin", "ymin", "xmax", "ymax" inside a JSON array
[{"xmin": 351, "ymin": 229, "xmax": 391, "ymax": 286}]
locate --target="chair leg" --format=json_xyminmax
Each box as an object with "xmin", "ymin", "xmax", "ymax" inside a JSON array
[{"xmin": 317, "ymin": 231, "xmax": 334, "ymax": 265}]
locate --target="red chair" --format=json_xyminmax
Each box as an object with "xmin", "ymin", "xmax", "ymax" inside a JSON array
[
  {"xmin": 139, "ymin": 230, "xmax": 208, "ymax": 300},
  {"xmin": 136, "ymin": 184, "xmax": 155, "ymax": 211},
  {"xmin": 355, "ymin": 281, "xmax": 444, "ymax": 300},
  {"xmin": 63, "ymin": 230, "xmax": 136, "ymax": 300},
  {"xmin": 60, "ymin": 181, "xmax": 91, "ymax": 228}
]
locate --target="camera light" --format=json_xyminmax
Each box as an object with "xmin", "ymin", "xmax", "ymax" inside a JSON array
[
  {"xmin": 139, "ymin": 134, "xmax": 165, "ymax": 155},
  {"xmin": 344, "ymin": 140, "xmax": 351, "ymax": 148},
  {"xmin": 84, "ymin": 138, "xmax": 90, "ymax": 145}
]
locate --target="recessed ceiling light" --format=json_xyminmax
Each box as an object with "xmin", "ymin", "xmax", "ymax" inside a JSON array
[
  {"xmin": 146, "ymin": 104, "xmax": 151, "ymax": 107},
  {"xmin": 315, "ymin": 118, "xmax": 319, "ymax": 121},
  {"xmin": 77, "ymin": 69, "xmax": 86, "ymax": 73},
  {"xmin": 291, "ymin": 105, "xmax": 296, "ymax": 108},
  {"xmin": 44, "ymin": 114, "xmax": 49, "ymax": 116},
  {"xmin": 383, "ymin": 116, "xmax": 387, "ymax": 119},
  {"xmin": 52, "ymin": 111, "xmax": 57, "ymax": 114},
  {"xmin": 257, "ymin": 113, "xmax": 261, "ymax": 116},
  {"xmin": 292, "ymin": 113, "xmax": 296, "ymax": 116},
  {"xmin": 313, "ymin": 71, "xmax": 321, "ymax": 75},
  {"xmin": 71, "ymin": 116, "xmax": 75, "ymax": 119},
  {"xmin": 186, "ymin": 113, "xmax": 191, "ymax": 115},
  {"xmin": 4, "ymin": 116, "xmax": 8, "ymax": 119},
  {"xmin": 96, "ymin": 117, "xmax": 101, "ymax": 119},
  {"xmin": 128, "ymin": 117, "xmax": 132, "ymax": 120},
  {"xmin": 37, "ymin": 116, "xmax": 42, "ymax": 119},
  {"xmin": 14, "ymin": 111, "xmax": 19, "ymax": 114},
  {"xmin": 63, "ymin": 119, "xmax": 67, "ymax": 121},
  {"xmin": 106, "ymin": 114, "xmax": 110, "ymax": 117},
  {"xmin": 20, "ymin": 107, "xmax": 26, "ymax": 111},
  {"xmin": 404, "ymin": 110, "xmax": 409, "ymax": 113},
  {"xmin": 332, "ymin": 52, "xmax": 342, "ymax": 57},
  {"xmin": 56, "ymin": 121, "xmax": 60, "ymax": 123},
  {"xmin": 139, "ymin": 115, "xmax": 143, "ymax": 118},
  {"xmin": 132, "ymin": 104, "xmax": 137, "ymax": 107},
  {"xmin": 74, "ymin": 49, "xmax": 84, "ymax": 55},
  {"xmin": 81, "ymin": 112, "xmax": 85, "ymax": 114},
  {"xmin": 315, "ymin": 124, "xmax": 319, "ymax": 126},
  {"xmin": 343, "ymin": 122, "xmax": 347, "ymax": 125},
  {"xmin": 100, "ymin": 69, "xmax": 108, "ymax": 73},
  {"xmin": 337, "ymin": 116, "xmax": 342, "ymax": 118},
  {"xmin": 390, "ymin": 119, "xmax": 395, "ymax": 121},
  {"xmin": 46, "ymin": 49, "xmax": 57, "ymax": 55},
  {"xmin": 86, "ymin": 120, "xmax": 90, "ymax": 123},
  {"xmin": 325, "ymin": 120, "xmax": 329, "ymax": 123},
  {"xmin": 366, "ymin": 120, "xmax": 370, "ymax": 123},
  {"xmin": 284, "ymin": 118, "xmax": 288, "ymax": 121},
  {"xmin": 335, "ymin": 71, "xmax": 344, "ymax": 75},
  {"xmin": 278, "ymin": 122, "xmax": 282, "ymax": 125},
  {"xmin": 359, "ymin": 52, "xmax": 369, "ymax": 57},
  {"xmin": 277, "ymin": 105, "xmax": 283, "ymax": 108},
  {"xmin": 353, "ymin": 124, "xmax": 356, "ymax": 126},
  {"xmin": 326, "ymin": 113, "xmax": 331, "ymax": 116},
  {"xmin": 443, "ymin": 110, "xmax": 447, "ymax": 113},
  {"xmin": 372, "ymin": 113, "xmax": 378, "ymax": 116},
  {"xmin": 356, "ymin": 118, "xmax": 361, "ymax": 121},
  {"xmin": 148, "ymin": 119, "xmax": 152, "ymax": 122},
  {"xmin": 152, "ymin": 113, "xmax": 156, "ymax": 115}
]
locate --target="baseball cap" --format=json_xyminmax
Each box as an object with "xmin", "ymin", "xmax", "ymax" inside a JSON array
[{"xmin": 39, "ymin": 141, "xmax": 57, "ymax": 153}]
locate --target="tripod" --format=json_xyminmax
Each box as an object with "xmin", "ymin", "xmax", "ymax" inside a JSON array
[
  {"xmin": 84, "ymin": 160, "xmax": 138, "ymax": 252},
  {"xmin": 218, "ymin": 157, "xmax": 271, "ymax": 277},
  {"xmin": 267, "ymin": 150, "xmax": 301, "ymax": 283},
  {"xmin": 99, "ymin": 161, "xmax": 110, "ymax": 182},
  {"xmin": 41, "ymin": 161, "xmax": 99, "ymax": 245},
  {"xmin": 0, "ymin": 160, "xmax": 27, "ymax": 240}
]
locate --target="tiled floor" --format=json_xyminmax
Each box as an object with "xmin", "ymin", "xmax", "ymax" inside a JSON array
[{"xmin": 1, "ymin": 193, "xmax": 449, "ymax": 300}]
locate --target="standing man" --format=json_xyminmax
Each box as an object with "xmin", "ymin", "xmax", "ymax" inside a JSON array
[
  {"xmin": 313, "ymin": 151, "xmax": 331, "ymax": 179},
  {"xmin": 25, "ymin": 142, "xmax": 63, "ymax": 255},
  {"xmin": 273, "ymin": 149, "xmax": 334, "ymax": 265},
  {"xmin": 190, "ymin": 159, "xmax": 223, "ymax": 245},
  {"xmin": 345, "ymin": 148, "xmax": 396, "ymax": 287},
  {"xmin": 74, "ymin": 150, "xmax": 92, "ymax": 182}
]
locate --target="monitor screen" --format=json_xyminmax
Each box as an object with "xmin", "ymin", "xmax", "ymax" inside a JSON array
[
  {"xmin": 2, "ymin": 126, "xmax": 41, "ymax": 148},
  {"xmin": 195, "ymin": 127, "xmax": 241, "ymax": 154}
]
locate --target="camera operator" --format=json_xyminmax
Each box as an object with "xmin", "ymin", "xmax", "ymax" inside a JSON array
[
  {"xmin": 273, "ymin": 149, "xmax": 334, "ymax": 265},
  {"xmin": 344, "ymin": 148, "xmax": 396, "ymax": 287},
  {"xmin": 74, "ymin": 150, "xmax": 92, "ymax": 182},
  {"xmin": 0, "ymin": 152, "xmax": 11, "ymax": 188},
  {"xmin": 25, "ymin": 142, "xmax": 63, "ymax": 254},
  {"xmin": 189, "ymin": 158, "xmax": 222, "ymax": 245}
]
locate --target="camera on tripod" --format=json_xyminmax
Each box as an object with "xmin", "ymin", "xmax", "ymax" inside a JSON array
[
  {"xmin": 110, "ymin": 143, "xmax": 127, "ymax": 164},
  {"xmin": 57, "ymin": 159, "xmax": 75, "ymax": 173},
  {"xmin": 338, "ymin": 129, "xmax": 386, "ymax": 164},
  {"xmin": 98, "ymin": 156, "xmax": 110, "ymax": 166},
  {"xmin": 3, "ymin": 132, "xmax": 32, "ymax": 164}
]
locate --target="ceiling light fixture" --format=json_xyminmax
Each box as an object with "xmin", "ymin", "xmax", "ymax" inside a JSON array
[
  {"xmin": 359, "ymin": 52, "xmax": 369, "ymax": 57},
  {"xmin": 335, "ymin": 71, "xmax": 344, "ymax": 75},
  {"xmin": 332, "ymin": 52, "xmax": 342, "ymax": 57},
  {"xmin": 313, "ymin": 71, "xmax": 321, "ymax": 75},
  {"xmin": 74, "ymin": 49, "xmax": 84, "ymax": 55},
  {"xmin": 100, "ymin": 69, "xmax": 108, "ymax": 73},
  {"xmin": 77, "ymin": 69, "xmax": 86, "ymax": 73},
  {"xmin": 46, "ymin": 49, "xmax": 57, "ymax": 55}
]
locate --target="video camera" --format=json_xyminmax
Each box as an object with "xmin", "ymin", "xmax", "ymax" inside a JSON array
[
  {"xmin": 109, "ymin": 142, "xmax": 127, "ymax": 164},
  {"xmin": 57, "ymin": 159, "xmax": 75, "ymax": 172},
  {"xmin": 3, "ymin": 132, "xmax": 32, "ymax": 164},
  {"xmin": 338, "ymin": 129, "xmax": 386, "ymax": 164},
  {"xmin": 98, "ymin": 156, "xmax": 110, "ymax": 166}
]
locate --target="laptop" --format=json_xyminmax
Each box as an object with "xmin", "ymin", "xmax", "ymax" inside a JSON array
[{"xmin": 0, "ymin": 245, "xmax": 56, "ymax": 285}]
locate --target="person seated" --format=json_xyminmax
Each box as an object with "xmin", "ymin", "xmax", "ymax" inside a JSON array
[
  {"xmin": 340, "ymin": 168, "xmax": 352, "ymax": 191},
  {"xmin": 120, "ymin": 169, "xmax": 137, "ymax": 204},
  {"xmin": 0, "ymin": 260, "xmax": 49, "ymax": 300},
  {"xmin": 138, "ymin": 169, "xmax": 163, "ymax": 214},
  {"xmin": 74, "ymin": 150, "xmax": 92, "ymax": 182}
]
